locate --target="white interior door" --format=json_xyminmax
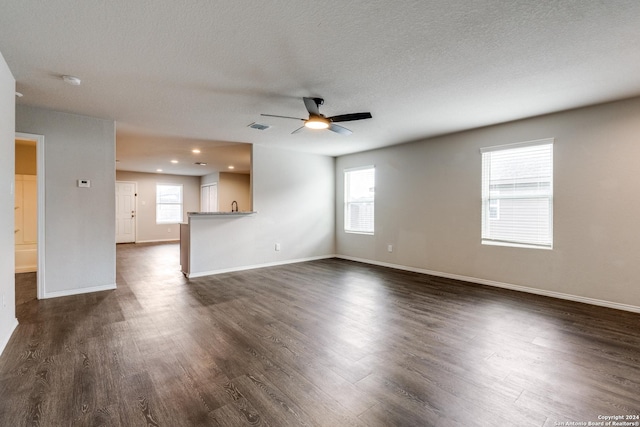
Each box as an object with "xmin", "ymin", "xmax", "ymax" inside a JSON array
[
  {"xmin": 200, "ymin": 183, "xmax": 218, "ymax": 212},
  {"xmin": 116, "ymin": 181, "xmax": 136, "ymax": 243}
]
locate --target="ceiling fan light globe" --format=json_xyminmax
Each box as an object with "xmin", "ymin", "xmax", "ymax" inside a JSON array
[{"xmin": 304, "ymin": 118, "xmax": 330, "ymax": 129}]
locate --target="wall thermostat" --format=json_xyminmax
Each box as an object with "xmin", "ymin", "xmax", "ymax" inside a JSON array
[{"xmin": 77, "ymin": 179, "xmax": 91, "ymax": 188}]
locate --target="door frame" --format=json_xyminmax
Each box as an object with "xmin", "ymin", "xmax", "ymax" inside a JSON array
[
  {"xmin": 15, "ymin": 132, "xmax": 45, "ymax": 300},
  {"xmin": 115, "ymin": 181, "xmax": 137, "ymax": 243}
]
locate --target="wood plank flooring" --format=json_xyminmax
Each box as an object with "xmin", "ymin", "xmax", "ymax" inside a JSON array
[{"xmin": 1, "ymin": 242, "xmax": 639, "ymax": 426}]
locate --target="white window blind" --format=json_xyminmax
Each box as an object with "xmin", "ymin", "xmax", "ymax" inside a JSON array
[
  {"xmin": 345, "ymin": 166, "xmax": 375, "ymax": 234},
  {"xmin": 481, "ymin": 139, "xmax": 553, "ymax": 248},
  {"xmin": 156, "ymin": 184, "xmax": 183, "ymax": 224}
]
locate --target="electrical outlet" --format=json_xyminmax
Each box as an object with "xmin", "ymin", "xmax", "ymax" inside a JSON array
[
  {"xmin": 275, "ymin": 243, "xmax": 281, "ymax": 251},
  {"xmin": 387, "ymin": 244, "xmax": 393, "ymax": 253}
]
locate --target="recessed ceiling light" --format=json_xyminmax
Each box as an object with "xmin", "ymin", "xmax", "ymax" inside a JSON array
[
  {"xmin": 15, "ymin": 92, "xmax": 23, "ymax": 98},
  {"xmin": 171, "ymin": 160, "xmax": 178, "ymax": 164},
  {"xmin": 156, "ymin": 168, "xmax": 163, "ymax": 172},
  {"xmin": 194, "ymin": 162, "xmax": 207, "ymax": 166},
  {"xmin": 192, "ymin": 149, "xmax": 201, "ymax": 154},
  {"xmin": 62, "ymin": 75, "xmax": 82, "ymax": 86},
  {"xmin": 228, "ymin": 165, "xmax": 235, "ymax": 170}
]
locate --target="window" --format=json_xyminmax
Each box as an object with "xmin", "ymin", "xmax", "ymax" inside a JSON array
[
  {"xmin": 481, "ymin": 139, "xmax": 553, "ymax": 248},
  {"xmin": 344, "ymin": 166, "xmax": 375, "ymax": 234},
  {"xmin": 156, "ymin": 184, "xmax": 183, "ymax": 224}
]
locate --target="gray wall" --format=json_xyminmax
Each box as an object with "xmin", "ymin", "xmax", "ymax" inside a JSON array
[
  {"xmin": 189, "ymin": 145, "xmax": 335, "ymax": 274},
  {"xmin": 0, "ymin": 52, "xmax": 17, "ymax": 355},
  {"xmin": 16, "ymin": 105, "xmax": 116, "ymax": 298},
  {"xmin": 336, "ymin": 97, "xmax": 640, "ymax": 310},
  {"xmin": 201, "ymin": 172, "xmax": 219, "ymax": 186},
  {"xmin": 116, "ymin": 170, "xmax": 200, "ymax": 242}
]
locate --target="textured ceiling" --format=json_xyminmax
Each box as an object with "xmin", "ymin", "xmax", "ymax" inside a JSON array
[{"xmin": 2, "ymin": 1, "xmax": 640, "ymax": 175}]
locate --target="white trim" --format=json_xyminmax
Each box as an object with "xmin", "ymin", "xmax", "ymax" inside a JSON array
[
  {"xmin": 0, "ymin": 318, "xmax": 19, "ymax": 357},
  {"xmin": 345, "ymin": 230, "xmax": 374, "ymax": 236},
  {"xmin": 15, "ymin": 132, "xmax": 45, "ymax": 300},
  {"xmin": 186, "ymin": 255, "xmax": 336, "ymax": 278},
  {"xmin": 336, "ymin": 255, "xmax": 640, "ymax": 314},
  {"xmin": 134, "ymin": 238, "xmax": 180, "ymax": 244},
  {"xmin": 482, "ymin": 240, "xmax": 553, "ymax": 250},
  {"xmin": 480, "ymin": 137, "xmax": 554, "ymax": 153},
  {"xmin": 42, "ymin": 283, "xmax": 117, "ymax": 299}
]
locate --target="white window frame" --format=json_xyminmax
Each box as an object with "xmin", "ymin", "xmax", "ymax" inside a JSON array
[
  {"xmin": 344, "ymin": 165, "xmax": 375, "ymax": 235},
  {"xmin": 156, "ymin": 183, "xmax": 184, "ymax": 224},
  {"xmin": 481, "ymin": 138, "xmax": 553, "ymax": 249}
]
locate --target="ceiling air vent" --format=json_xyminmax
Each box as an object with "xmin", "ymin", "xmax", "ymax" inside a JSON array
[{"xmin": 248, "ymin": 122, "xmax": 271, "ymax": 131}]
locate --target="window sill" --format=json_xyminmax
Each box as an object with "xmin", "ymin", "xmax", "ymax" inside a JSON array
[
  {"xmin": 482, "ymin": 240, "xmax": 552, "ymax": 250},
  {"xmin": 345, "ymin": 230, "xmax": 374, "ymax": 236}
]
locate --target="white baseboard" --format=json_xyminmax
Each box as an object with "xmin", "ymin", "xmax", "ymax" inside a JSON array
[
  {"xmin": 42, "ymin": 283, "xmax": 117, "ymax": 299},
  {"xmin": 337, "ymin": 255, "xmax": 640, "ymax": 314},
  {"xmin": 187, "ymin": 255, "xmax": 336, "ymax": 278},
  {"xmin": 134, "ymin": 239, "xmax": 180, "ymax": 244},
  {"xmin": 0, "ymin": 318, "xmax": 19, "ymax": 357}
]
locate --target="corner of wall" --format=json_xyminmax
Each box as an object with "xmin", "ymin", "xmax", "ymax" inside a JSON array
[{"xmin": 0, "ymin": 50, "xmax": 17, "ymax": 357}]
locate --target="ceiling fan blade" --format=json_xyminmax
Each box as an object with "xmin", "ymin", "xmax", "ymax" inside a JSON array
[
  {"xmin": 328, "ymin": 112, "xmax": 372, "ymax": 122},
  {"xmin": 291, "ymin": 126, "xmax": 305, "ymax": 134},
  {"xmin": 261, "ymin": 113, "xmax": 305, "ymax": 121},
  {"xmin": 303, "ymin": 97, "xmax": 321, "ymax": 116},
  {"xmin": 328, "ymin": 123, "xmax": 352, "ymax": 135}
]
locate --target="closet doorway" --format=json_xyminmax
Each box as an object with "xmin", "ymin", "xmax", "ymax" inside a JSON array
[{"xmin": 15, "ymin": 132, "xmax": 45, "ymax": 300}]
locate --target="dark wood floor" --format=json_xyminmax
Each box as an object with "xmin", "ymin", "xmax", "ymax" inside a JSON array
[{"xmin": 1, "ymin": 243, "xmax": 639, "ymax": 426}]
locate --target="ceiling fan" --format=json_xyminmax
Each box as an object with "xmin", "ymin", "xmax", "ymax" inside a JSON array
[{"xmin": 261, "ymin": 97, "xmax": 372, "ymax": 135}]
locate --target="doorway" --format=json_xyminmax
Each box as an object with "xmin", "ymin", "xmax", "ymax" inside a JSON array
[
  {"xmin": 14, "ymin": 144, "xmax": 36, "ymax": 273},
  {"xmin": 15, "ymin": 132, "xmax": 45, "ymax": 300}
]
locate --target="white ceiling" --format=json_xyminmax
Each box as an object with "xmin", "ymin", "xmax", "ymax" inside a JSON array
[{"xmin": 2, "ymin": 1, "xmax": 640, "ymax": 176}]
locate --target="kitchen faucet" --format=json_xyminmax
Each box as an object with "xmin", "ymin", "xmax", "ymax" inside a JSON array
[{"xmin": 231, "ymin": 201, "xmax": 238, "ymax": 212}]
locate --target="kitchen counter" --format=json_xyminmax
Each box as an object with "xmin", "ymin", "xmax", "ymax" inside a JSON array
[
  {"xmin": 180, "ymin": 211, "xmax": 257, "ymax": 276},
  {"xmin": 187, "ymin": 211, "xmax": 257, "ymax": 217}
]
